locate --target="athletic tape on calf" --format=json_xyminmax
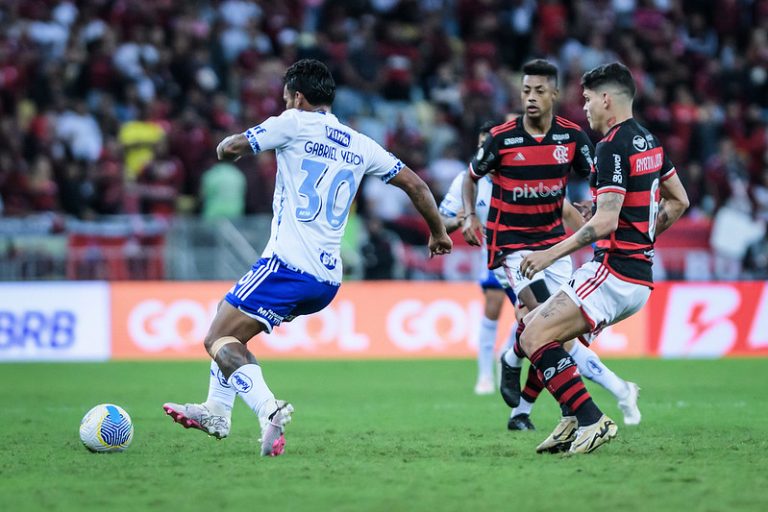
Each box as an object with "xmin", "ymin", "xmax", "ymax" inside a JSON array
[{"xmin": 210, "ymin": 336, "xmax": 241, "ymax": 360}]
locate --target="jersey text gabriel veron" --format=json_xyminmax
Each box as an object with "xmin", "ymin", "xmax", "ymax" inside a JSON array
[
  {"xmin": 469, "ymin": 116, "xmax": 593, "ymax": 268},
  {"xmin": 590, "ymin": 118, "xmax": 677, "ymax": 287}
]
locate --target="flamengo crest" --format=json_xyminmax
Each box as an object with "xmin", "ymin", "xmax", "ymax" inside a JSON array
[{"xmin": 553, "ymin": 145, "xmax": 569, "ymax": 164}]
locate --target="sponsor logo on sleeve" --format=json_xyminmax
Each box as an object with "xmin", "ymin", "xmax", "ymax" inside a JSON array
[
  {"xmin": 612, "ymin": 153, "xmax": 623, "ymax": 183},
  {"xmin": 632, "ymin": 135, "xmax": 648, "ymax": 152},
  {"xmin": 630, "ymin": 147, "xmax": 664, "ymax": 176}
]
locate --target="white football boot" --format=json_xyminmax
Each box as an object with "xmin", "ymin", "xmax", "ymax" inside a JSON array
[
  {"xmin": 163, "ymin": 402, "xmax": 231, "ymax": 439},
  {"xmin": 536, "ymin": 416, "xmax": 577, "ymax": 453},
  {"xmin": 618, "ymin": 382, "xmax": 641, "ymax": 425},
  {"xmin": 259, "ymin": 400, "xmax": 294, "ymax": 457},
  {"xmin": 568, "ymin": 414, "xmax": 618, "ymax": 454}
]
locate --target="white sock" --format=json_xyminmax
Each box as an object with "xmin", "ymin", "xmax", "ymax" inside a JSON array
[
  {"xmin": 204, "ymin": 360, "xmax": 236, "ymax": 415},
  {"xmin": 503, "ymin": 344, "xmax": 523, "ymax": 367},
  {"xmin": 478, "ymin": 317, "xmax": 497, "ymax": 379},
  {"xmin": 230, "ymin": 364, "xmax": 277, "ymax": 418},
  {"xmin": 568, "ymin": 342, "xmax": 629, "ymax": 401},
  {"xmin": 511, "ymin": 397, "xmax": 534, "ymax": 417}
]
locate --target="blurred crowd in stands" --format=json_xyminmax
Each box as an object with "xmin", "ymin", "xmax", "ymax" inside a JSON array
[{"xmin": 1, "ymin": 0, "xmax": 768, "ymax": 279}]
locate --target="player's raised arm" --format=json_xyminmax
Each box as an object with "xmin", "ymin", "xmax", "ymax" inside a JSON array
[
  {"xmin": 654, "ymin": 172, "xmax": 689, "ymax": 237},
  {"xmin": 388, "ymin": 166, "xmax": 452, "ymax": 257}
]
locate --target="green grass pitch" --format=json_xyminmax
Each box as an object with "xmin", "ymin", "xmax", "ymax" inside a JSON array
[{"xmin": 1, "ymin": 359, "xmax": 766, "ymax": 512}]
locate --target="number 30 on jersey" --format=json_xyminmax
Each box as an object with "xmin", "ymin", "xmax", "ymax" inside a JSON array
[{"xmin": 296, "ymin": 158, "xmax": 356, "ymax": 229}]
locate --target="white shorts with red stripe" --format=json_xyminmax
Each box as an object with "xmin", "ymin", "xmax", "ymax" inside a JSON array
[
  {"xmin": 561, "ymin": 261, "xmax": 651, "ymax": 342},
  {"xmin": 492, "ymin": 250, "xmax": 573, "ymax": 299}
]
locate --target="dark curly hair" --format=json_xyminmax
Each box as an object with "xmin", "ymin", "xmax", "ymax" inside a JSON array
[{"xmin": 283, "ymin": 59, "xmax": 336, "ymax": 106}]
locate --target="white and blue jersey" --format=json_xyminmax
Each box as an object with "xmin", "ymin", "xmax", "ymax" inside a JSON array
[
  {"xmin": 225, "ymin": 109, "xmax": 403, "ymax": 331},
  {"xmin": 439, "ymin": 171, "xmax": 515, "ymax": 302}
]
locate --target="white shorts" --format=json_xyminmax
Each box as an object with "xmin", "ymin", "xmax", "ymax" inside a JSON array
[
  {"xmin": 560, "ymin": 261, "xmax": 651, "ymax": 339},
  {"xmin": 492, "ymin": 250, "xmax": 573, "ymax": 298}
]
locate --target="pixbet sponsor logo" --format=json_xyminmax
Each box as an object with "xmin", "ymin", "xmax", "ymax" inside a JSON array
[{"xmin": 511, "ymin": 181, "xmax": 565, "ymax": 201}]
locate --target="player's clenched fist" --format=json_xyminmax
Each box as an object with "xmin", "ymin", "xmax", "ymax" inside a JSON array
[{"xmin": 429, "ymin": 232, "xmax": 453, "ymax": 257}]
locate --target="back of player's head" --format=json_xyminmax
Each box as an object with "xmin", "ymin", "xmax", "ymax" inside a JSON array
[
  {"xmin": 284, "ymin": 59, "xmax": 336, "ymax": 106},
  {"xmin": 522, "ymin": 59, "xmax": 558, "ymax": 86},
  {"xmin": 581, "ymin": 62, "xmax": 636, "ymax": 99}
]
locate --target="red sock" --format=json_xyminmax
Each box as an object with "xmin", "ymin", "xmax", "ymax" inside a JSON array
[
  {"xmin": 529, "ymin": 341, "xmax": 602, "ymax": 425},
  {"xmin": 520, "ymin": 364, "xmax": 544, "ymax": 403},
  {"xmin": 513, "ymin": 321, "xmax": 526, "ymax": 358}
]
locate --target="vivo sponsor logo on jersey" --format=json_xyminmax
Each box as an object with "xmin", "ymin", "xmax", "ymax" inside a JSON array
[
  {"xmin": 511, "ymin": 181, "xmax": 565, "ymax": 201},
  {"xmin": 552, "ymin": 133, "xmax": 570, "ymax": 142},
  {"xmin": 630, "ymin": 147, "xmax": 664, "ymax": 176},
  {"xmin": 0, "ymin": 282, "xmax": 110, "ymax": 361},
  {"xmin": 504, "ymin": 137, "xmax": 524, "ymax": 146},
  {"xmin": 325, "ymin": 126, "xmax": 351, "ymax": 147}
]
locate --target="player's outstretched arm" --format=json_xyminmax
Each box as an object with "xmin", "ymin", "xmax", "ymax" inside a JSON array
[
  {"xmin": 460, "ymin": 171, "xmax": 483, "ymax": 246},
  {"xmin": 440, "ymin": 209, "xmax": 465, "ymax": 235},
  {"xmin": 654, "ymin": 173, "xmax": 689, "ymax": 237},
  {"xmin": 216, "ymin": 133, "xmax": 251, "ymax": 161},
  {"xmin": 520, "ymin": 192, "xmax": 623, "ymax": 279},
  {"xmin": 388, "ymin": 166, "xmax": 452, "ymax": 257}
]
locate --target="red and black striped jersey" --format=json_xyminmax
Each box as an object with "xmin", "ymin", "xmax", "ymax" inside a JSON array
[
  {"xmin": 469, "ymin": 116, "xmax": 594, "ymax": 268},
  {"xmin": 590, "ymin": 118, "xmax": 677, "ymax": 287}
]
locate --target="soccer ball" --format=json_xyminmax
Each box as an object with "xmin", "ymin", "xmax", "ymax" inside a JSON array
[{"xmin": 79, "ymin": 404, "xmax": 134, "ymax": 453}]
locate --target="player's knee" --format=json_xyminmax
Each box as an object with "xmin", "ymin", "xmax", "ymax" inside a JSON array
[{"xmin": 522, "ymin": 309, "xmax": 536, "ymax": 325}]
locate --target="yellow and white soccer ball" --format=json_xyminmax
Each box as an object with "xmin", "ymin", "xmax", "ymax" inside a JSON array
[{"xmin": 79, "ymin": 404, "xmax": 134, "ymax": 453}]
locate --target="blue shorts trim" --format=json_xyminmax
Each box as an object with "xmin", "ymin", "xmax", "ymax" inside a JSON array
[
  {"xmin": 479, "ymin": 269, "xmax": 503, "ymax": 290},
  {"xmin": 224, "ymin": 256, "xmax": 339, "ymax": 333},
  {"xmin": 479, "ymin": 269, "xmax": 517, "ymax": 304}
]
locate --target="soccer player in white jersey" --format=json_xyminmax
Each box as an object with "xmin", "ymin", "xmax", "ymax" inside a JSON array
[{"xmin": 163, "ymin": 59, "xmax": 452, "ymax": 457}]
